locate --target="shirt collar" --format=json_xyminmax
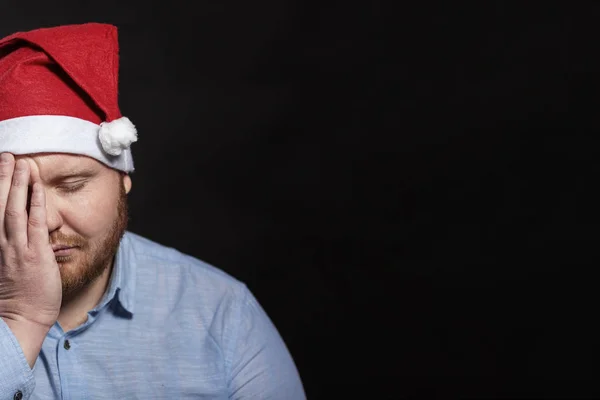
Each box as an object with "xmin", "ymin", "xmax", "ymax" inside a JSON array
[{"xmin": 96, "ymin": 230, "xmax": 137, "ymax": 316}]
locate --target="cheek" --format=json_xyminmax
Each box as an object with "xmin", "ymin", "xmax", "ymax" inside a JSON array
[{"xmin": 62, "ymin": 192, "xmax": 119, "ymax": 236}]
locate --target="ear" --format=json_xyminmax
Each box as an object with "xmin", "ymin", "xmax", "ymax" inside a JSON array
[{"xmin": 122, "ymin": 173, "xmax": 132, "ymax": 194}]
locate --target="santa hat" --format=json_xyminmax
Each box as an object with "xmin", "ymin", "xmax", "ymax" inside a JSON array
[{"xmin": 0, "ymin": 23, "xmax": 137, "ymax": 172}]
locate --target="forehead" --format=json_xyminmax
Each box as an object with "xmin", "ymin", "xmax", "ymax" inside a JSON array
[{"xmin": 16, "ymin": 153, "xmax": 104, "ymax": 175}]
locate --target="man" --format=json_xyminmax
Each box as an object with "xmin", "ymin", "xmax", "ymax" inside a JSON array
[{"xmin": 0, "ymin": 23, "xmax": 305, "ymax": 399}]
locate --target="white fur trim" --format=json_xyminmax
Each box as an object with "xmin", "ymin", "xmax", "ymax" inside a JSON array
[
  {"xmin": 0, "ymin": 115, "xmax": 135, "ymax": 172},
  {"xmin": 99, "ymin": 117, "xmax": 138, "ymax": 156}
]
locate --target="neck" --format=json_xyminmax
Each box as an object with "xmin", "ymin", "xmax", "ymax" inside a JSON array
[{"xmin": 57, "ymin": 259, "xmax": 114, "ymax": 332}]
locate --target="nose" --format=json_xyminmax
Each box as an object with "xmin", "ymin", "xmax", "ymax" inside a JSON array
[{"xmin": 44, "ymin": 193, "xmax": 64, "ymax": 233}]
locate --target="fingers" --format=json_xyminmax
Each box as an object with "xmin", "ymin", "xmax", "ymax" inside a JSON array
[
  {"xmin": 0, "ymin": 154, "xmax": 47, "ymax": 249},
  {"xmin": 25, "ymin": 158, "xmax": 41, "ymax": 184},
  {"xmin": 0, "ymin": 153, "xmax": 16, "ymax": 244},
  {"xmin": 4, "ymin": 158, "xmax": 30, "ymax": 246},
  {"xmin": 27, "ymin": 182, "xmax": 48, "ymax": 248},
  {"xmin": 24, "ymin": 158, "xmax": 41, "ymax": 214}
]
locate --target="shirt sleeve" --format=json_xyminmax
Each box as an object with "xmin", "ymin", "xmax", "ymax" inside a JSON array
[
  {"xmin": 0, "ymin": 317, "xmax": 35, "ymax": 400},
  {"xmin": 224, "ymin": 284, "xmax": 306, "ymax": 400}
]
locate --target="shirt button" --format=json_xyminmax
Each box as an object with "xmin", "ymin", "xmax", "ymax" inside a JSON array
[
  {"xmin": 14, "ymin": 391, "xmax": 23, "ymax": 400},
  {"xmin": 64, "ymin": 340, "xmax": 71, "ymax": 350}
]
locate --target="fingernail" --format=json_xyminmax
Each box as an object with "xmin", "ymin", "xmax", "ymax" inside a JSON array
[{"xmin": 0, "ymin": 153, "xmax": 11, "ymax": 163}]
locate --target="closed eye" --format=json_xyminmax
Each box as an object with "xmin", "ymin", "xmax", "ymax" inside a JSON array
[{"xmin": 59, "ymin": 182, "xmax": 87, "ymax": 193}]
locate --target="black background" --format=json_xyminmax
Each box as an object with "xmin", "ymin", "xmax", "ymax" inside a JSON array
[{"xmin": 2, "ymin": 1, "xmax": 599, "ymax": 398}]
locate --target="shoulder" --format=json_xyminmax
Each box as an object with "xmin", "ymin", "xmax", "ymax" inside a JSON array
[{"xmin": 122, "ymin": 230, "xmax": 249, "ymax": 313}]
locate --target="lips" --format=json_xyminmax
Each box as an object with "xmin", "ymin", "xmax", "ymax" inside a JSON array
[
  {"xmin": 52, "ymin": 245, "xmax": 79, "ymax": 259},
  {"xmin": 52, "ymin": 245, "xmax": 77, "ymax": 252}
]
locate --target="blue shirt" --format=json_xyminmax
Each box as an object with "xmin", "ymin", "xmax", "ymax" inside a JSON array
[{"xmin": 0, "ymin": 231, "xmax": 305, "ymax": 399}]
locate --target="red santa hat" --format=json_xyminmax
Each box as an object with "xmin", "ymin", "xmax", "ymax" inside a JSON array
[{"xmin": 0, "ymin": 23, "xmax": 137, "ymax": 172}]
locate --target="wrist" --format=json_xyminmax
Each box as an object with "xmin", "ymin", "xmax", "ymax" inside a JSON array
[{"xmin": 1, "ymin": 316, "xmax": 51, "ymax": 368}]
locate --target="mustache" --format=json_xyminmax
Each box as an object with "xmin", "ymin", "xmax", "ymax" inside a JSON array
[{"xmin": 49, "ymin": 232, "xmax": 85, "ymax": 248}]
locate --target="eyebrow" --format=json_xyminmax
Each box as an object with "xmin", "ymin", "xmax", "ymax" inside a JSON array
[{"xmin": 48, "ymin": 168, "xmax": 98, "ymax": 183}]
